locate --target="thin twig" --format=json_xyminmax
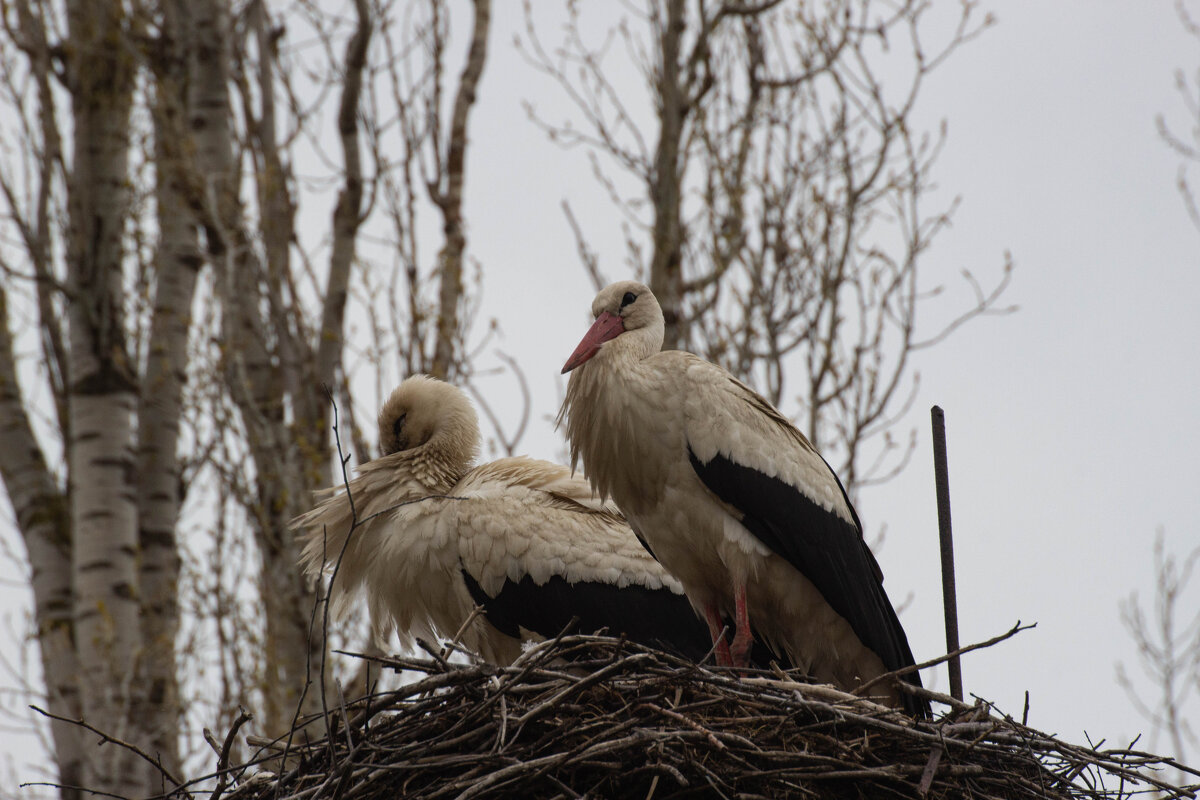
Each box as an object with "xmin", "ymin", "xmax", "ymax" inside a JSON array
[
  {"xmin": 29, "ymin": 705, "xmax": 184, "ymax": 789},
  {"xmin": 210, "ymin": 706, "xmax": 253, "ymax": 800},
  {"xmin": 854, "ymin": 621, "xmax": 1035, "ymax": 699}
]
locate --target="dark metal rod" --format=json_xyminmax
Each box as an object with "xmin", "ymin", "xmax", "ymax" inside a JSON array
[{"xmin": 931, "ymin": 405, "xmax": 964, "ymax": 702}]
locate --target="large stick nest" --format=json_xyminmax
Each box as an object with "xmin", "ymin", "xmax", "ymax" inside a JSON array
[{"xmin": 215, "ymin": 635, "xmax": 1198, "ymax": 800}]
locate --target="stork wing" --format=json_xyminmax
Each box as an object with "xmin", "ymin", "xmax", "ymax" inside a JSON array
[
  {"xmin": 680, "ymin": 357, "xmax": 921, "ymax": 685},
  {"xmin": 447, "ymin": 458, "xmax": 721, "ymax": 660},
  {"xmin": 459, "ymin": 569, "xmax": 725, "ymax": 661}
]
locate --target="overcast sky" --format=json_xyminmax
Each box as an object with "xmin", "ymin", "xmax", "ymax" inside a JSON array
[{"xmin": 3, "ymin": 0, "xmax": 1199, "ymax": 786}]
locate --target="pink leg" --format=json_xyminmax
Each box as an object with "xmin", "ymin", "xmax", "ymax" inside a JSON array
[
  {"xmin": 729, "ymin": 580, "xmax": 753, "ymax": 669},
  {"xmin": 701, "ymin": 602, "xmax": 733, "ymax": 667}
]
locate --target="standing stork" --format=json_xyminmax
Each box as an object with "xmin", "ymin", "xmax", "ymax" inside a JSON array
[
  {"xmin": 559, "ymin": 281, "xmax": 927, "ymax": 714},
  {"xmin": 294, "ymin": 375, "xmax": 741, "ymax": 665}
]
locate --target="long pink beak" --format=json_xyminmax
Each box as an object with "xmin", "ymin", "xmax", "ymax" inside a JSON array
[{"xmin": 562, "ymin": 311, "xmax": 625, "ymax": 373}]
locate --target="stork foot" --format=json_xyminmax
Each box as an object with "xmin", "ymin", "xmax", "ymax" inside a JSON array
[
  {"xmin": 730, "ymin": 579, "xmax": 753, "ymax": 671},
  {"xmin": 729, "ymin": 625, "xmax": 753, "ymax": 670}
]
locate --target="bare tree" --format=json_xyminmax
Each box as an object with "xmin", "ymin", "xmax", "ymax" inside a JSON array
[
  {"xmin": 429, "ymin": 0, "xmax": 491, "ymax": 380},
  {"xmin": 0, "ymin": 294, "xmax": 81, "ymax": 798},
  {"xmin": 0, "ymin": 0, "xmax": 166, "ymax": 794},
  {"xmin": 0, "ymin": 0, "xmax": 496, "ymax": 792},
  {"xmin": 1118, "ymin": 531, "xmax": 1200, "ymax": 785},
  {"xmin": 0, "ymin": 2, "xmax": 83, "ymax": 791},
  {"xmin": 179, "ymin": 0, "xmax": 362, "ymax": 734},
  {"xmin": 177, "ymin": 0, "xmax": 496, "ymax": 737},
  {"xmin": 134, "ymin": 0, "xmax": 213, "ymax": 786},
  {"xmin": 522, "ymin": 0, "xmax": 1013, "ymax": 492},
  {"xmin": 374, "ymin": 0, "xmax": 492, "ymax": 385}
]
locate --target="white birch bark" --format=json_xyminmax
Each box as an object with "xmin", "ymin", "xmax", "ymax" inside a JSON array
[
  {"xmin": 0, "ymin": 289, "xmax": 82, "ymax": 800},
  {"xmin": 0, "ymin": 5, "xmax": 81, "ymax": 795},
  {"xmin": 63, "ymin": 0, "xmax": 144, "ymax": 794},
  {"xmin": 133, "ymin": 0, "xmax": 200, "ymax": 778}
]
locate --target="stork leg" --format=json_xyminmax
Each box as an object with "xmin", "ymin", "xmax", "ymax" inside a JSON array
[
  {"xmin": 729, "ymin": 580, "xmax": 753, "ymax": 669},
  {"xmin": 701, "ymin": 603, "xmax": 733, "ymax": 667}
]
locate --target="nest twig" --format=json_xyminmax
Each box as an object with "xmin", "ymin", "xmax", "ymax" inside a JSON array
[{"xmin": 189, "ymin": 635, "xmax": 1200, "ymax": 800}]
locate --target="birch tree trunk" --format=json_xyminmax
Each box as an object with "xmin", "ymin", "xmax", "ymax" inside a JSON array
[
  {"xmin": 0, "ymin": 289, "xmax": 81, "ymax": 800},
  {"xmin": 0, "ymin": 7, "xmax": 82, "ymax": 795},
  {"xmin": 62, "ymin": 0, "xmax": 145, "ymax": 794},
  {"xmin": 134, "ymin": 0, "xmax": 201, "ymax": 780}
]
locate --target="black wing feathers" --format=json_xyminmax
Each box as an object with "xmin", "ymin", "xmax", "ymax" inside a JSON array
[
  {"xmin": 686, "ymin": 446, "xmax": 924, "ymax": 701},
  {"xmin": 460, "ymin": 568, "xmax": 783, "ymax": 668},
  {"xmin": 460, "ymin": 568, "xmax": 717, "ymax": 660}
]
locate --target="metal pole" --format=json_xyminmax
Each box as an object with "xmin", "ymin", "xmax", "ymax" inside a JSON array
[{"xmin": 931, "ymin": 405, "xmax": 964, "ymax": 702}]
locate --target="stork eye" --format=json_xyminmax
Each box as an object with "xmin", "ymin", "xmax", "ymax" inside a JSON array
[{"xmin": 620, "ymin": 291, "xmax": 637, "ymax": 309}]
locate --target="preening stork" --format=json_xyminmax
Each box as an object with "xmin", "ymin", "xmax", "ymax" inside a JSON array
[
  {"xmin": 559, "ymin": 281, "xmax": 928, "ymax": 715},
  {"xmin": 294, "ymin": 375, "xmax": 736, "ymax": 665}
]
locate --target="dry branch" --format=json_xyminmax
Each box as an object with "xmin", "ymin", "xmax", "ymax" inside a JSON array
[{"xmin": 29, "ymin": 705, "xmax": 182, "ymax": 790}]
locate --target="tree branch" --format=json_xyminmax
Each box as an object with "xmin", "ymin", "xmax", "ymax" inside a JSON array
[
  {"xmin": 430, "ymin": 0, "xmax": 491, "ymax": 380},
  {"xmin": 29, "ymin": 705, "xmax": 182, "ymax": 791}
]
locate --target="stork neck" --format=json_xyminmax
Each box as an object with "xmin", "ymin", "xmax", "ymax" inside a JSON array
[
  {"xmin": 380, "ymin": 437, "xmax": 470, "ymax": 495},
  {"xmin": 560, "ymin": 339, "xmax": 665, "ymax": 507},
  {"xmin": 610, "ymin": 318, "xmax": 664, "ymax": 365}
]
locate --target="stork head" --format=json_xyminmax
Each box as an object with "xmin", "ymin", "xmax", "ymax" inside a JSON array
[
  {"xmin": 377, "ymin": 375, "xmax": 480, "ymax": 468},
  {"xmin": 562, "ymin": 280, "xmax": 664, "ymax": 373}
]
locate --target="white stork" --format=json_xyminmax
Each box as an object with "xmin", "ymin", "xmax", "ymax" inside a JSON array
[
  {"xmin": 558, "ymin": 281, "xmax": 927, "ymax": 714},
  {"xmin": 294, "ymin": 374, "xmax": 741, "ymax": 665}
]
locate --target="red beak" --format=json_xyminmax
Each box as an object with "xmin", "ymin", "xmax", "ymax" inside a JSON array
[{"xmin": 561, "ymin": 311, "xmax": 625, "ymax": 373}]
